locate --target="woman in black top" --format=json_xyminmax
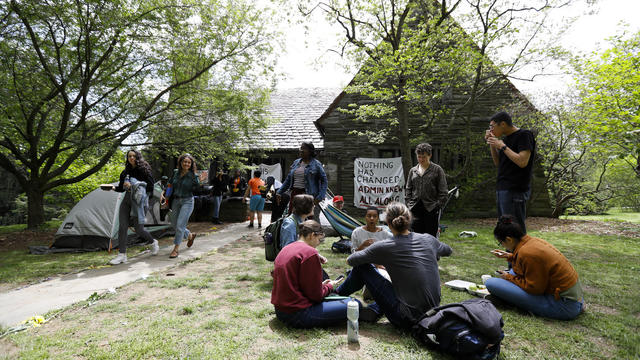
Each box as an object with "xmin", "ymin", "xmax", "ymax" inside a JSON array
[{"xmin": 106, "ymin": 150, "xmax": 159, "ymax": 265}]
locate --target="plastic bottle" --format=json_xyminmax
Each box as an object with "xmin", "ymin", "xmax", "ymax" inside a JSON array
[
  {"xmin": 125, "ymin": 175, "xmax": 130, "ymax": 191},
  {"xmin": 165, "ymin": 183, "xmax": 173, "ymax": 197},
  {"xmin": 347, "ymin": 300, "xmax": 359, "ymax": 343}
]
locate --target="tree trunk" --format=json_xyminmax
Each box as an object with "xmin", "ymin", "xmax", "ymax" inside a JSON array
[
  {"xmin": 27, "ymin": 186, "xmax": 46, "ymax": 230},
  {"xmin": 396, "ymin": 81, "xmax": 413, "ymax": 179}
]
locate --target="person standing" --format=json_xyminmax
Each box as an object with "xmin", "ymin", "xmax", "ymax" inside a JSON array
[
  {"xmin": 210, "ymin": 169, "xmax": 227, "ymax": 224},
  {"xmin": 277, "ymin": 142, "xmax": 328, "ymax": 222},
  {"xmin": 245, "ymin": 170, "xmax": 266, "ymax": 228},
  {"xmin": 405, "ymin": 143, "xmax": 448, "ymax": 237},
  {"xmin": 161, "ymin": 154, "xmax": 199, "ymax": 259},
  {"xmin": 107, "ymin": 150, "xmax": 160, "ymax": 264},
  {"xmin": 485, "ymin": 111, "xmax": 536, "ymax": 233}
]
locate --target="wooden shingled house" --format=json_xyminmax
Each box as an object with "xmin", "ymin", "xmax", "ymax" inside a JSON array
[{"xmin": 313, "ymin": 82, "xmax": 553, "ymax": 218}]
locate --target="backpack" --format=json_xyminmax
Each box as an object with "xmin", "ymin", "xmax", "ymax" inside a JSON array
[
  {"xmin": 412, "ymin": 298, "xmax": 504, "ymax": 360},
  {"xmin": 263, "ymin": 214, "xmax": 297, "ymax": 261},
  {"xmin": 331, "ymin": 238, "xmax": 352, "ymax": 254}
]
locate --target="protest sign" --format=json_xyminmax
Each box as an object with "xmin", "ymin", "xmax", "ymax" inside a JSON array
[{"xmin": 353, "ymin": 157, "xmax": 405, "ymax": 209}]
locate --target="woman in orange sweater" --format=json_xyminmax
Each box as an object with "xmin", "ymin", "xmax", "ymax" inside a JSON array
[{"xmin": 485, "ymin": 215, "xmax": 584, "ymax": 320}]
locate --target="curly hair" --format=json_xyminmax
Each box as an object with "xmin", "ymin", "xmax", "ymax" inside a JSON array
[
  {"xmin": 177, "ymin": 153, "xmax": 197, "ymax": 173},
  {"xmin": 125, "ymin": 149, "xmax": 152, "ymax": 177},
  {"xmin": 384, "ymin": 202, "xmax": 412, "ymax": 232}
]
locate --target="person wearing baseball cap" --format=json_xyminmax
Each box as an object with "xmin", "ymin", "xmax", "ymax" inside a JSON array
[{"xmin": 332, "ymin": 195, "xmax": 344, "ymax": 210}]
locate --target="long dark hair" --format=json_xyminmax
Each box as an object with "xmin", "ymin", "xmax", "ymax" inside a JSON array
[
  {"xmin": 177, "ymin": 153, "xmax": 197, "ymax": 173},
  {"xmin": 125, "ymin": 149, "xmax": 152, "ymax": 176},
  {"xmin": 493, "ymin": 215, "xmax": 526, "ymax": 242}
]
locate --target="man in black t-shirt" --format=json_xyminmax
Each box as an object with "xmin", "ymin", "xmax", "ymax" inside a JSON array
[{"xmin": 484, "ymin": 111, "xmax": 536, "ymax": 233}]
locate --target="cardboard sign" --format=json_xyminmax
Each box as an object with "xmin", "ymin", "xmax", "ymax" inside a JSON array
[{"xmin": 353, "ymin": 157, "xmax": 405, "ymax": 209}]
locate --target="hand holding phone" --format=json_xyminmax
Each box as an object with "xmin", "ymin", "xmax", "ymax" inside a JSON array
[{"xmin": 491, "ymin": 249, "xmax": 509, "ymax": 258}]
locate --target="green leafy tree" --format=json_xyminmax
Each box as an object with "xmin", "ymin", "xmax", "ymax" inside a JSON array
[
  {"xmin": 532, "ymin": 100, "xmax": 614, "ymax": 216},
  {"xmin": 0, "ymin": 0, "xmax": 276, "ymax": 229},
  {"xmin": 298, "ymin": 0, "xmax": 572, "ymax": 177},
  {"xmin": 574, "ymin": 30, "xmax": 640, "ymax": 176}
]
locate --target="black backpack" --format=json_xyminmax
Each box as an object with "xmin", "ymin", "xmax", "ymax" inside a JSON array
[
  {"xmin": 412, "ymin": 298, "xmax": 504, "ymax": 360},
  {"xmin": 263, "ymin": 214, "xmax": 297, "ymax": 261},
  {"xmin": 331, "ymin": 238, "xmax": 352, "ymax": 253}
]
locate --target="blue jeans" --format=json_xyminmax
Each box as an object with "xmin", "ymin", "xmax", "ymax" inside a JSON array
[
  {"xmin": 496, "ymin": 189, "xmax": 530, "ymax": 233},
  {"xmin": 275, "ymin": 298, "xmax": 360, "ymax": 328},
  {"xmin": 171, "ymin": 197, "xmax": 194, "ymax": 246},
  {"xmin": 337, "ymin": 264, "xmax": 418, "ymax": 329},
  {"xmin": 485, "ymin": 270, "xmax": 583, "ymax": 320},
  {"xmin": 211, "ymin": 195, "xmax": 222, "ymax": 218}
]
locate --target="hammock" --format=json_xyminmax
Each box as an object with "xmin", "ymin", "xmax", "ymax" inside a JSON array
[{"xmin": 320, "ymin": 203, "xmax": 364, "ymax": 239}]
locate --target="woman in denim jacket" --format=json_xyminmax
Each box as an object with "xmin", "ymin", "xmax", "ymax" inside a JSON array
[{"xmin": 276, "ymin": 142, "xmax": 328, "ymax": 221}]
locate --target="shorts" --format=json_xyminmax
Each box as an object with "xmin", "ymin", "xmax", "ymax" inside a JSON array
[{"xmin": 249, "ymin": 194, "xmax": 265, "ymax": 211}]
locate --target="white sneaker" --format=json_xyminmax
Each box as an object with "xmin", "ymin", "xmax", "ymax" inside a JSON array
[
  {"xmin": 109, "ymin": 253, "xmax": 127, "ymax": 265},
  {"xmin": 150, "ymin": 239, "xmax": 159, "ymax": 256}
]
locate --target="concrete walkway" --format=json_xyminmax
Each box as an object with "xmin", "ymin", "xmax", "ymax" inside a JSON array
[{"xmin": 0, "ymin": 217, "xmax": 270, "ymax": 327}]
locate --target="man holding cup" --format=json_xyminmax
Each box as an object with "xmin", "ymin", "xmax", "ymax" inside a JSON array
[{"xmin": 484, "ymin": 111, "xmax": 536, "ymax": 233}]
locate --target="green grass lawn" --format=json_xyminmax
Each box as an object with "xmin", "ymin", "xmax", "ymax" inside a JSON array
[
  {"xmin": 1, "ymin": 221, "xmax": 639, "ymax": 359},
  {"xmin": 0, "ymin": 246, "xmax": 152, "ymax": 289},
  {"xmin": 561, "ymin": 208, "xmax": 640, "ymax": 224},
  {"xmin": 0, "ymin": 220, "xmax": 61, "ymax": 234}
]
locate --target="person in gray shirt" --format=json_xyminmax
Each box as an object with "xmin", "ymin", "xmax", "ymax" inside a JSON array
[{"xmin": 336, "ymin": 202, "xmax": 452, "ymax": 329}]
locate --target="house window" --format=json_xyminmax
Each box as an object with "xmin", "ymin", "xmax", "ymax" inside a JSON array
[{"xmin": 378, "ymin": 149, "xmax": 401, "ymax": 158}]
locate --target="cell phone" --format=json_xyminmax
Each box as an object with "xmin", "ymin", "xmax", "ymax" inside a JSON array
[
  {"xmin": 495, "ymin": 270, "xmax": 508, "ymax": 275},
  {"xmin": 334, "ymin": 275, "xmax": 345, "ymax": 283}
]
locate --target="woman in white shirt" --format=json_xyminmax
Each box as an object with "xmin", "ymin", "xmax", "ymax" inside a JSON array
[{"xmin": 351, "ymin": 206, "xmax": 392, "ymax": 253}]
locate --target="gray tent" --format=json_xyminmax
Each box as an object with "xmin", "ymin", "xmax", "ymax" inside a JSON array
[{"xmin": 52, "ymin": 181, "xmax": 170, "ymax": 250}]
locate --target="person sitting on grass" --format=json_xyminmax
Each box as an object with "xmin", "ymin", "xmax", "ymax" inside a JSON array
[
  {"xmin": 350, "ymin": 206, "xmax": 392, "ymax": 253},
  {"xmin": 280, "ymin": 194, "xmax": 330, "ymax": 280},
  {"xmin": 336, "ymin": 202, "xmax": 453, "ymax": 330},
  {"xmin": 271, "ymin": 220, "xmax": 376, "ymax": 328},
  {"xmin": 350, "ymin": 206, "xmax": 393, "ymax": 299},
  {"xmin": 280, "ymin": 194, "xmax": 314, "ymax": 249},
  {"xmin": 485, "ymin": 215, "xmax": 585, "ymax": 320}
]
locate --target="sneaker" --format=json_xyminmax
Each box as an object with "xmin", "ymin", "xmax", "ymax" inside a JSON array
[
  {"xmin": 109, "ymin": 253, "xmax": 127, "ymax": 265},
  {"xmin": 150, "ymin": 239, "xmax": 159, "ymax": 255}
]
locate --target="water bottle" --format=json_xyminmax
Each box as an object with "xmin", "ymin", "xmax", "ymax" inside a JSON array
[
  {"xmin": 125, "ymin": 175, "xmax": 130, "ymax": 191},
  {"xmin": 347, "ymin": 300, "xmax": 359, "ymax": 343}
]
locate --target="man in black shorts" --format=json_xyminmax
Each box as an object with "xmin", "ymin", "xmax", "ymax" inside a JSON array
[{"xmin": 485, "ymin": 111, "xmax": 536, "ymax": 233}]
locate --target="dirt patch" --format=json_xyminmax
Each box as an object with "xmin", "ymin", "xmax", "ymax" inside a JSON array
[
  {"xmin": 0, "ymin": 229, "xmax": 56, "ymax": 252},
  {"xmin": 0, "ymin": 337, "xmax": 20, "ymax": 358},
  {"xmin": 588, "ymin": 304, "xmax": 619, "ymax": 316},
  {"xmin": 467, "ymin": 217, "xmax": 640, "ymax": 238}
]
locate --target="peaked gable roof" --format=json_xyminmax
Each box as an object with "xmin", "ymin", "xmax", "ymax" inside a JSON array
[{"xmin": 250, "ymin": 87, "xmax": 341, "ymax": 151}]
